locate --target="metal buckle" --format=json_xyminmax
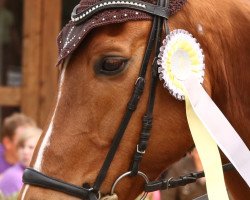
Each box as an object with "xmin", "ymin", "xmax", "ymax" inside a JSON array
[
  {"xmin": 88, "ymin": 188, "xmax": 101, "ymax": 200},
  {"xmin": 135, "ymin": 77, "xmax": 143, "ymax": 85},
  {"xmin": 137, "ymin": 145, "xmax": 146, "ymax": 154},
  {"xmin": 166, "ymin": 177, "xmax": 173, "ymax": 190},
  {"xmin": 111, "ymin": 171, "xmax": 149, "ymax": 200}
]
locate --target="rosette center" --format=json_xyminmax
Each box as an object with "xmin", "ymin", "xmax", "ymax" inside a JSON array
[{"xmin": 171, "ymin": 49, "xmax": 192, "ymax": 81}]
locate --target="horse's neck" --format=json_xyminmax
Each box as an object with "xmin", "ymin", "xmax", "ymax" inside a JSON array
[
  {"xmin": 211, "ymin": 64, "xmax": 250, "ymax": 148},
  {"xmin": 177, "ymin": 0, "xmax": 250, "ymax": 148},
  {"xmin": 208, "ymin": 4, "xmax": 250, "ymax": 148},
  {"xmin": 169, "ymin": 1, "xmax": 250, "ymax": 198}
]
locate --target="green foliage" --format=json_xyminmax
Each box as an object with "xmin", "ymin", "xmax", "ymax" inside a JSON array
[{"xmin": 0, "ymin": 192, "xmax": 18, "ymax": 200}]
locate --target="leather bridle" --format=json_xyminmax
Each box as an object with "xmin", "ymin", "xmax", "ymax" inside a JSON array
[{"xmin": 22, "ymin": 0, "xmax": 234, "ymax": 199}]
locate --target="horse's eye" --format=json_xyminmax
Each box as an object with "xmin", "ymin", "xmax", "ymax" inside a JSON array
[{"xmin": 96, "ymin": 57, "xmax": 128, "ymax": 75}]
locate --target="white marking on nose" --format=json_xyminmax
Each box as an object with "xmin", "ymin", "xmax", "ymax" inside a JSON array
[
  {"xmin": 33, "ymin": 58, "xmax": 69, "ymax": 171},
  {"xmin": 197, "ymin": 24, "xmax": 204, "ymax": 34},
  {"xmin": 21, "ymin": 185, "xmax": 29, "ymax": 200}
]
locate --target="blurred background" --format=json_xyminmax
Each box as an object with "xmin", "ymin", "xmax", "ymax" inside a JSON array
[{"xmin": 0, "ymin": 0, "xmax": 78, "ymax": 131}]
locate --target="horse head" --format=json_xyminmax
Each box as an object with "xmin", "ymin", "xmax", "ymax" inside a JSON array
[{"xmin": 19, "ymin": 0, "xmax": 250, "ymax": 199}]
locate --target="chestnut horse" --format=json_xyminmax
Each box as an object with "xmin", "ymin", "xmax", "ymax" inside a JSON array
[{"xmin": 19, "ymin": 0, "xmax": 250, "ymax": 199}]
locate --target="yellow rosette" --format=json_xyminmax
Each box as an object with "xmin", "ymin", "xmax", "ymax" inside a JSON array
[
  {"xmin": 158, "ymin": 29, "xmax": 230, "ymax": 200},
  {"xmin": 158, "ymin": 29, "xmax": 205, "ymax": 100}
]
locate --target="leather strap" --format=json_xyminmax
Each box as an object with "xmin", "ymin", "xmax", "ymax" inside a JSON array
[
  {"xmin": 23, "ymin": 168, "xmax": 91, "ymax": 199},
  {"xmin": 130, "ymin": 0, "xmax": 168, "ymax": 176},
  {"xmin": 144, "ymin": 163, "xmax": 235, "ymax": 192},
  {"xmin": 92, "ymin": 0, "xmax": 163, "ymax": 191},
  {"xmin": 71, "ymin": 0, "xmax": 169, "ymax": 25},
  {"xmin": 23, "ymin": 162, "xmax": 234, "ymax": 198},
  {"xmin": 92, "ymin": 76, "xmax": 145, "ymax": 191}
]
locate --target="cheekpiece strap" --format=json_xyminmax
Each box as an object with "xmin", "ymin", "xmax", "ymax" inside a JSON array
[{"xmin": 71, "ymin": 0, "xmax": 169, "ymax": 25}]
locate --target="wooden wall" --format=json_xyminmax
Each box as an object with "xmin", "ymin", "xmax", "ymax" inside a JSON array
[
  {"xmin": 21, "ymin": 0, "xmax": 61, "ymax": 127},
  {"xmin": 0, "ymin": 1, "xmax": 62, "ymax": 128},
  {"xmin": 22, "ymin": 0, "xmax": 61, "ymax": 127}
]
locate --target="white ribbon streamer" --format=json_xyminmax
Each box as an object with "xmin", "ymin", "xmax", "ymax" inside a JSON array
[{"xmin": 183, "ymin": 77, "xmax": 250, "ymax": 186}]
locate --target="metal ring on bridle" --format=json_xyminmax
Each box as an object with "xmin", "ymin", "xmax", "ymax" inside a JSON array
[
  {"xmin": 166, "ymin": 177, "xmax": 173, "ymax": 190},
  {"xmin": 111, "ymin": 171, "xmax": 149, "ymax": 200},
  {"xmin": 88, "ymin": 188, "xmax": 101, "ymax": 200}
]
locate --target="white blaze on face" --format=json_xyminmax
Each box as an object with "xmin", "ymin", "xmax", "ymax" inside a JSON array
[
  {"xmin": 20, "ymin": 185, "xmax": 29, "ymax": 200},
  {"xmin": 33, "ymin": 59, "xmax": 69, "ymax": 171},
  {"xmin": 21, "ymin": 60, "xmax": 68, "ymax": 199}
]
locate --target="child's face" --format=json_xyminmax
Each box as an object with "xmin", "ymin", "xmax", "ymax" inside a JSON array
[
  {"xmin": 18, "ymin": 137, "xmax": 37, "ymax": 167},
  {"xmin": 4, "ymin": 126, "xmax": 26, "ymax": 163}
]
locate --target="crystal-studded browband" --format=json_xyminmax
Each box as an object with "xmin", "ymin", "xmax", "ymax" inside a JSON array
[{"xmin": 71, "ymin": 0, "xmax": 169, "ymax": 25}]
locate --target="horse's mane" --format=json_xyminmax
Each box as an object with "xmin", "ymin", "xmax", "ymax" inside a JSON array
[{"xmin": 171, "ymin": 0, "xmax": 250, "ymax": 147}]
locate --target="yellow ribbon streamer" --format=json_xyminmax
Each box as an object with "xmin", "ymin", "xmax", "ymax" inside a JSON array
[{"xmin": 184, "ymin": 89, "xmax": 229, "ymax": 200}]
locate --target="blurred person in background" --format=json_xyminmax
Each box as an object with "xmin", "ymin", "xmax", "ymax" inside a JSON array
[
  {"xmin": 0, "ymin": 126, "xmax": 42, "ymax": 197},
  {"xmin": 0, "ymin": 113, "xmax": 36, "ymax": 174}
]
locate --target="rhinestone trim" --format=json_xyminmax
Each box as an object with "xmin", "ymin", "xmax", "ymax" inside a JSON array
[{"xmin": 71, "ymin": 1, "xmax": 146, "ymax": 22}]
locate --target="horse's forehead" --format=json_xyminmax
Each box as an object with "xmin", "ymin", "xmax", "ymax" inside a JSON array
[
  {"xmin": 64, "ymin": 21, "xmax": 151, "ymax": 78},
  {"xmin": 88, "ymin": 21, "xmax": 151, "ymax": 43}
]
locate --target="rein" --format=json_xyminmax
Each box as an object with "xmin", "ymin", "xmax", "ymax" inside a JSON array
[{"xmin": 145, "ymin": 163, "xmax": 234, "ymax": 192}]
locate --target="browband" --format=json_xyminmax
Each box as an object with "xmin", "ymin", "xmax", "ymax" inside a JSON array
[{"xmin": 71, "ymin": 0, "xmax": 169, "ymax": 25}]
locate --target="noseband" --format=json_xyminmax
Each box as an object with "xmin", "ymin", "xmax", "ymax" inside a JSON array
[{"xmin": 23, "ymin": 0, "xmax": 233, "ymax": 199}]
